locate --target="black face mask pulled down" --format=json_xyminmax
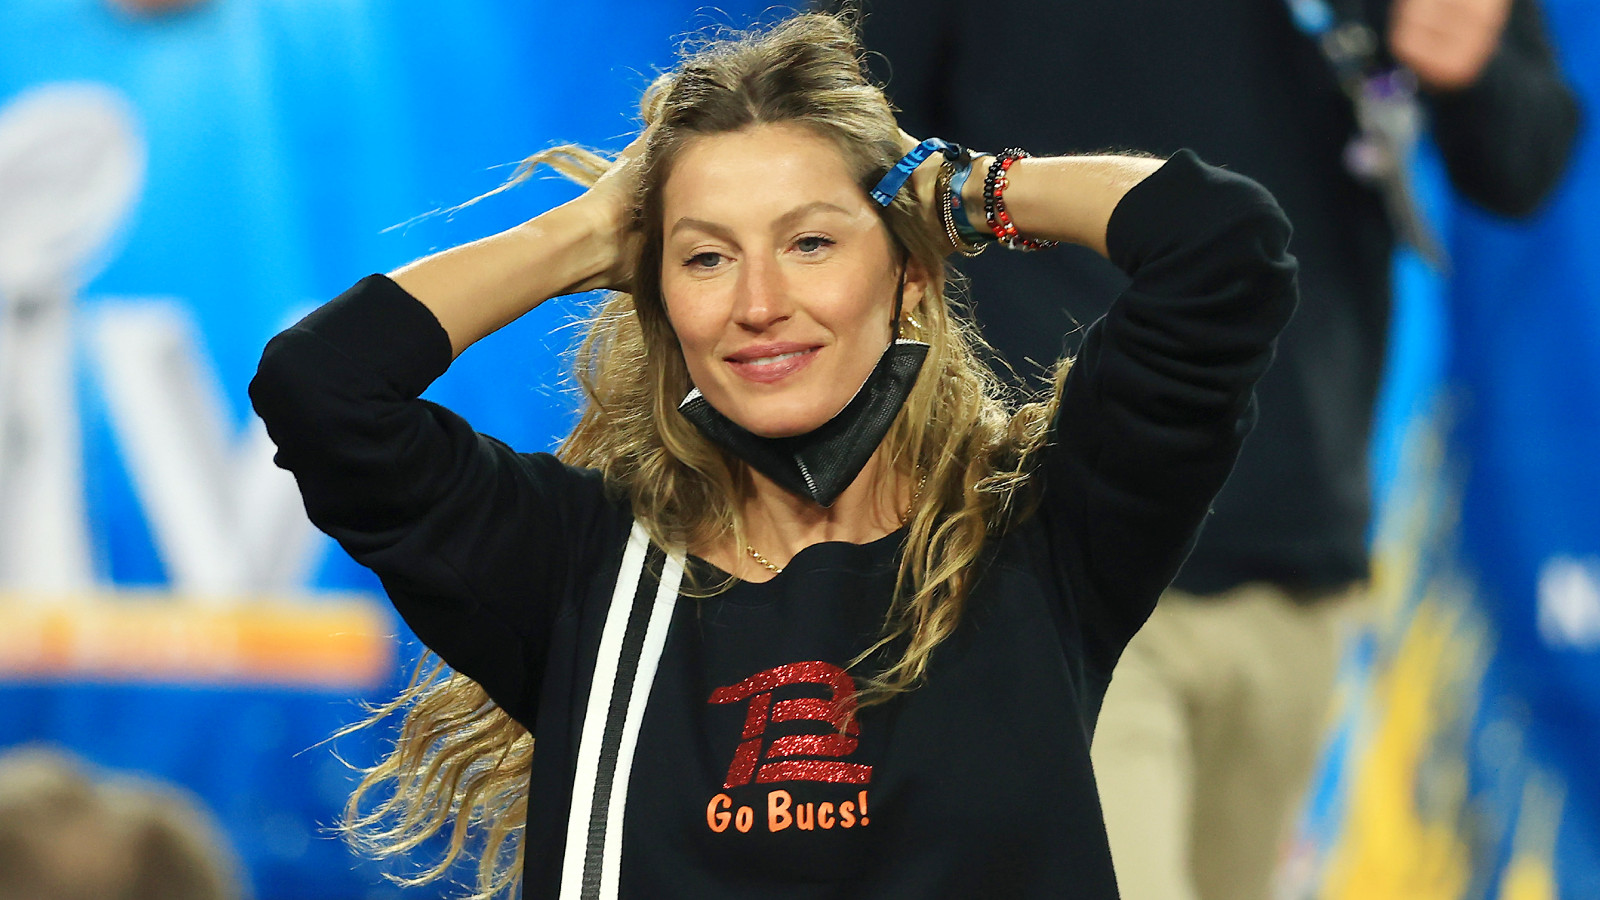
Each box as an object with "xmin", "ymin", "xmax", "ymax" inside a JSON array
[{"xmin": 677, "ymin": 338, "xmax": 929, "ymax": 507}]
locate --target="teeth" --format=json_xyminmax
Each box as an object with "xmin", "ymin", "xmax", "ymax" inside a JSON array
[{"xmin": 747, "ymin": 349, "xmax": 808, "ymax": 366}]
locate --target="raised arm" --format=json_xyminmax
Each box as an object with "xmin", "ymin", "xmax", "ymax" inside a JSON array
[
  {"xmin": 983, "ymin": 150, "xmax": 1299, "ymax": 668},
  {"xmin": 392, "ymin": 137, "xmax": 643, "ymax": 356},
  {"xmin": 249, "ymin": 142, "xmax": 644, "ymax": 723},
  {"xmin": 956, "ymin": 153, "xmax": 1167, "ymax": 258}
]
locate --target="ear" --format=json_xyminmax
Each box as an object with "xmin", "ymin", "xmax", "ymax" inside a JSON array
[{"xmin": 898, "ymin": 253, "xmax": 936, "ymax": 320}]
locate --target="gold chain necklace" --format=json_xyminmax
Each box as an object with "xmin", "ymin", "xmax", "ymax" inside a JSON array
[
  {"xmin": 746, "ymin": 544, "xmax": 784, "ymax": 574},
  {"xmin": 744, "ymin": 474, "xmax": 926, "ymax": 577}
]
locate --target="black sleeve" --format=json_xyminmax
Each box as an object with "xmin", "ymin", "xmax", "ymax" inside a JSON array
[
  {"xmin": 1421, "ymin": 0, "xmax": 1582, "ymax": 217},
  {"xmin": 248, "ymin": 275, "xmax": 620, "ymax": 726},
  {"xmin": 1036, "ymin": 150, "xmax": 1299, "ymax": 668}
]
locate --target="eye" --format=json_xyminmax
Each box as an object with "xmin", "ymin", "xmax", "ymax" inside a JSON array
[
  {"xmin": 684, "ymin": 250, "xmax": 725, "ymax": 270},
  {"xmin": 794, "ymin": 234, "xmax": 835, "ymax": 254}
]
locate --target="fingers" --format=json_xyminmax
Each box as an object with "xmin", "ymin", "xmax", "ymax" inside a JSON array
[{"xmin": 1389, "ymin": 0, "xmax": 1512, "ymax": 90}]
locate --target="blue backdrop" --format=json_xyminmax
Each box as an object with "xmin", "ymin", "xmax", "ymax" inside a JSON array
[
  {"xmin": 1443, "ymin": 0, "xmax": 1600, "ymax": 888},
  {"xmin": 1300, "ymin": 1, "xmax": 1600, "ymax": 896}
]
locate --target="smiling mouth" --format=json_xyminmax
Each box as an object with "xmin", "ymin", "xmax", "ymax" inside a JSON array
[
  {"xmin": 725, "ymin": 346, "xmax": 819, "ymax": 383},
  {"xmin": 743, "ymin": 348, "xmax": 815, "ymax": 366}
]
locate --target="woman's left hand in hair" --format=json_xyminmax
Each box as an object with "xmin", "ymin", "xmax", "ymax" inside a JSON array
[{"xmin": 896, "ymin": 129, "xmax": 989, "ymax": 256}]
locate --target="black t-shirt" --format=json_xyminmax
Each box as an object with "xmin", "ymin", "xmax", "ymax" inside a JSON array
[
  {"xmin": 844, "ymin": 0, "xmax": 1579, "ymax": 594},
  {"xmin": 250, "ymin": 151, "xmax": 1297, "ymax": 897}
]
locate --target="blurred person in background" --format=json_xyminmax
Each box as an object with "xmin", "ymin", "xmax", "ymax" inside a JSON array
[
  {"xmin": 838, "ymin": 1, "xmax": 1580, "ymax": 899},
  {"xmin": 0, "ymin": 745, "xmax": 243, "ymax": 900}
]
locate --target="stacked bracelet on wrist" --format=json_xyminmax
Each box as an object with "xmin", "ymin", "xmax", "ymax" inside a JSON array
[
  {"xmin": 870, "ymin": 137, "xmax": 1056, "ymax": 255},
  {"xmin": 983, "ymin": 149, "xmax": 1059, "ymax": 251},
  {"xmin": 937, "ymin": 159, "xmax": 990, "ymax": 257}
]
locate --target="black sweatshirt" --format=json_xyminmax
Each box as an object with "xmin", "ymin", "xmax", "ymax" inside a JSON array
[
  {"xmin": 844, "ymin": 0, "xmax": 1580, "ymax": 594},
  {"xmin": 251, "ymin": 152, "xmax": 1296, "ymax": 897}
]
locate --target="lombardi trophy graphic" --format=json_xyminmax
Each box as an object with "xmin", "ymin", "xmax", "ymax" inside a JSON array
[{"xmin": 0, "ymin": 83, "xmax": 144, "ymax": 593}]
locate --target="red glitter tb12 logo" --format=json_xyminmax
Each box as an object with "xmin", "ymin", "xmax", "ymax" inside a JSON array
[{"xmin": 708, "ymin": 660, "xmax": 872, "ymax": 789}]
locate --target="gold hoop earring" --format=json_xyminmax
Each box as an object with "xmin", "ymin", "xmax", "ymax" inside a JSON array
[{"xmin": 903, "ymin": 312, "xmax": 923, "ymax": 331}]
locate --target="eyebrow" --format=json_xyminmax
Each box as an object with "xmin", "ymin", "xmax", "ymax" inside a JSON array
[{"xmin": 668, "ymin": 200, "xmax": 855, "ymax": 240}]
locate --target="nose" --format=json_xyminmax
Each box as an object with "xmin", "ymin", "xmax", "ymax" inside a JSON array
[{"xmin": 731, "ymin": 254, "xmax": 792, "ymax": 332}]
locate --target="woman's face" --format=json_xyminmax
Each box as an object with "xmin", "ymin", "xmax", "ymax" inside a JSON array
[{"xmin": 659, "ymin": 122, "xmax": 924, "ymax": 438}]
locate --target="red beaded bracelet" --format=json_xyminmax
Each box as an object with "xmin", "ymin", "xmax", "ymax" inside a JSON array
[{"xmin": 982, "ymin": 149, "xmax": 1059, "ymax": 251}]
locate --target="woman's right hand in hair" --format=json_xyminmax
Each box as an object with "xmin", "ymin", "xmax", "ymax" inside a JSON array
[
  {"xmin": 574, "ymin": 130, "xmax": 649, "ymax": 294},
  {"xmin": 390, "ymin": 131, "xmax": 649, "ymax": 358}
]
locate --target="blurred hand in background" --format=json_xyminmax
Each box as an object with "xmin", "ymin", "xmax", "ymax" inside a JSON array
[{"xmin": 1390, "ymin": 0, "xmax": 1515, "ymax": 89}]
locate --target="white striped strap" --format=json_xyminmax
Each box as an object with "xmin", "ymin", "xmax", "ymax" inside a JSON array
[{"xmin": 559, "ymin": 521, "xmax": 683, "ymax": 900}]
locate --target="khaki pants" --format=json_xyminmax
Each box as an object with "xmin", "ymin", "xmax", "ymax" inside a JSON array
[{"xmin": 1091, "ymin": 582, "xmax": 1362, "ymax": 900}]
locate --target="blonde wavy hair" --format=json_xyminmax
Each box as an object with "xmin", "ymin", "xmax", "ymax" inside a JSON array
[{"xmin": 339, "ymin": 11, "xmax": 1067, "ymax": 898}]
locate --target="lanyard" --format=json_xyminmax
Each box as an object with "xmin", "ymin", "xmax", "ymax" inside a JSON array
[
  {"xmin": 1282, "ymin": 0, "xmax": 1448, "ymax": 268},
  {"xmin": 1284, "ymin": 0, "xmax": 1383, "ymax": 87}
]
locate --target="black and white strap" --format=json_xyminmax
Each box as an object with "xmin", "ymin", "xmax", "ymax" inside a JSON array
[{"xmin": 558, "ymin": 521, "xmax": 684, "ymax": 899}]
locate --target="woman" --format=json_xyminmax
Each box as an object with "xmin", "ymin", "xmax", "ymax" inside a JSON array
[{"xmin": 250, "ymin": 12, "xmax": 1296, "ymax": 899}]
